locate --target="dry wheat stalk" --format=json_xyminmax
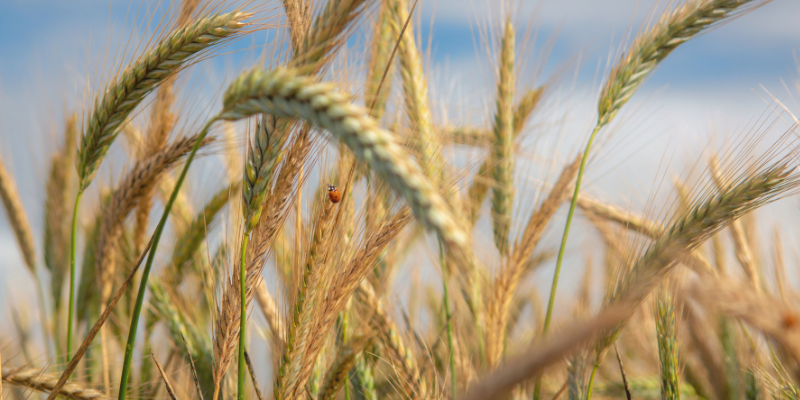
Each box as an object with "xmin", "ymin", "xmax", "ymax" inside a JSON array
[
  {"xmin": 151, "ymin": 353, "xmax": 178, "ymax": 400},
  {"xmin": 689, "ymin": 278, "xmax": 800, "ymax": 364},
  {"xmin": 491, "ymin": 19, "xmax": 515, "ymax": 255},
  {"xmin": 3, "ymin": 368, "xmax": 106, "ymax": 400},
  {"xmin": 219, "ymin": 67, "xmax": 472, "ymax": 265},
  {"xmin": 77, "ymin": 11, "xmax": 251, "ymax": 190},
  {"xmin": 0, "ymin": 152, "xmax": 36, "ymax": 276},
  {"xmin": 95, "ymin": 134, "xmax": 214, "ymax": 299}
]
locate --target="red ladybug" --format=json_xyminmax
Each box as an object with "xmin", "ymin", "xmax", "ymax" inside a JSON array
[{"xmin": 327, "ymin": 184, "xmax": 341, "ymax": 203}]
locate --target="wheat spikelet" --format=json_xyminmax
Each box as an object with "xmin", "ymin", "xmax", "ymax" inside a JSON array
[
  {"xmin": 3, "ymin": 368, "xmax": 106, "ymax": 400},
  {"xmin": 219, "ymin": 67, "xmax": 471, "ymax": 267},
  {"xmin": 77, "ymin": 11, "xmax": 251, "ymax": 190},
  {"xmin": 45, "ymin": 115, "xmax": 78, "ymax": 308},
  {"xmin": 491, "ymin": 19, "xmax": 515, "ymax": 255},
  {"xmin": 596, "ymin": 159, "xmax": 800, "ymax": 365},
  {"xmin": 597, "ymin": 0, "xmax": 761, "ymax": 127},
  {"xmin": 0, "ymin": 152, "xmax": 37, "ymax": 276},
  {"xmin": 95, "ymin": 134, "xmax": 214, "ymax": 299}
]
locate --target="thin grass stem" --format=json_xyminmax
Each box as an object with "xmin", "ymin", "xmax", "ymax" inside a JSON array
[
  {"xmin": 118, "ymin": 118, "xmax": 216, "ymax": 400},
  {"xmin": 66, "ymin": 190, "xmax": 82, "ymax": 364},
  {"xmin": 238, "ymin": 235, "xmax": 250, "ymax": 400}
]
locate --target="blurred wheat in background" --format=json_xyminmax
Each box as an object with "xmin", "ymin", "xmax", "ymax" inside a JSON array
[{"xmin": 1, "ymin": 0, "xmax": 800, "ymax": 399}]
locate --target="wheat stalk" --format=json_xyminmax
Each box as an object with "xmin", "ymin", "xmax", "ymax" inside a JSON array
[
  {"xmin": 219, "ymin": 67, "xmax": 471, "ymax": 266},
  {"xmin": 490, "ymin": 19, "xmax": 515, "ymax": 256}
]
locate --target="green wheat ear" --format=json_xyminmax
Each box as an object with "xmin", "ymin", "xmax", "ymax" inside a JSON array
[{"xmin": 243, "ymin": 114, "xmax": 282, "ymax": 232}]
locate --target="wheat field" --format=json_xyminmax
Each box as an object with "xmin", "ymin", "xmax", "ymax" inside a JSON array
[{"xmin": 0, "ymin": 0, "xmax": 800, "ymax": 399}]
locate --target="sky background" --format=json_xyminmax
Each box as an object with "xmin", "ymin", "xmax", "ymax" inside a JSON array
[{"xmin": 0, "ymin": 0, "xmax": 799, "ymax": 369}]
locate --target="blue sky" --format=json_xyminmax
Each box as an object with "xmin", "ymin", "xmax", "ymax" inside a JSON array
[{"xmin": 0, "ymin": 0, "xmax": 799, "ymax": 353}]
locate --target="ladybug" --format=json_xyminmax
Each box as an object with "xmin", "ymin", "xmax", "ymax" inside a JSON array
[
  {"xmin": 782, "ymin": 311, "xmax": 799, "ymax": 330},
  {"xmin": 327, "ymin": 184, "xmax": 341, "ymax": 203}
]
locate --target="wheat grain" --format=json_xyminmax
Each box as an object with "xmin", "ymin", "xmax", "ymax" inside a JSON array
[
  {"xmin": 294, "ymin": 0, "xmax": 370, "ymax": 73},
  {"xmin": 4, "ymin": 368, "xmax": 106, "ymax": 400},
  {"xmin": 318, "ymin": 333, "xmax": 372, "ymax": 400}
]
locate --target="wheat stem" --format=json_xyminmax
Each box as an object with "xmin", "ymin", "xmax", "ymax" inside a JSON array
[
  {"xmin": 238, "ymin": 235, "xmax": 249, "ymax": 400},
  {"xmin": 66, "ymin": 191, "xmax": 81, "ymax": 364},
  {"xmin": 118, "ymin": 118, "xmax": 216, "ymax": 400}
]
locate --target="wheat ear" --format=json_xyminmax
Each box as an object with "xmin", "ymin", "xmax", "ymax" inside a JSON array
[
  {"xmin": 219, "ymin": 67, "xmax": 471, "ymax": 265},
  {"xmin": 44, "ymin": 115, "xmax": 78, "ymax": 311},
  {"xmin": 655, "ymin": 284, "xmax": 680, "ymax": 399},
  {"xmin": 491, "ymin": 19, "xmax": 516, "ymax": 255},
  {"xmin": 387, "ymin": 0, "xmax": 442, "ymax": 179},
  {"xmin": 318, "ymin": 333, "xmax": 373, "ymax": 400},
  {"xmin": 3, "ymin": 368, "xmax": 105, "ymax": 400},
  {"xmin": 276, "ymin": 199, "xmax": 336, "ymax": 399},
  {"xmin": 365, "ymin": 0, "xmax": 395, "ymax": 119},
  {"xmin": 76, "ymin": 11, "xmax": 251, "ymax": 190},
  {"xmin": 294, "ymin": 0, "xmax": 370, "ymax": 73},
  {"xmin": 0, "ymin": 153, "xmax": 36, "ymax": 276},
  {"xmin": 709, "ymin": 155, "xmax": 761, "ymax": 290},
  {"xmin": 586, "ymin": 159, "xmax": 800, "ymax": 397}
]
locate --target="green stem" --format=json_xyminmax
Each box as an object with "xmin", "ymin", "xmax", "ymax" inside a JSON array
[
  {"xmin": 34, "ymin": 277, "xmax": 53, "ymax": 360},
  {"xmin": 67, "ymin": 190, "xmax": 82, "ymax": 365},
  {"xmin": 118, "ymin": 119, "xmax": 215, "ymax": 400},
  {"xmin": 439, "ymin": 239, "xmax": 456, "ymax": 399},
  {"xmin": 533, "ymin": 124, "xmax": 601, "ymax": 400},
  {"xmin": 238, "ymin": 234, "xmax": 250, "ymax": 400},
  {"xmin": 586, "ymin": 362, "xmax": 600, "ymax": 400}
]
